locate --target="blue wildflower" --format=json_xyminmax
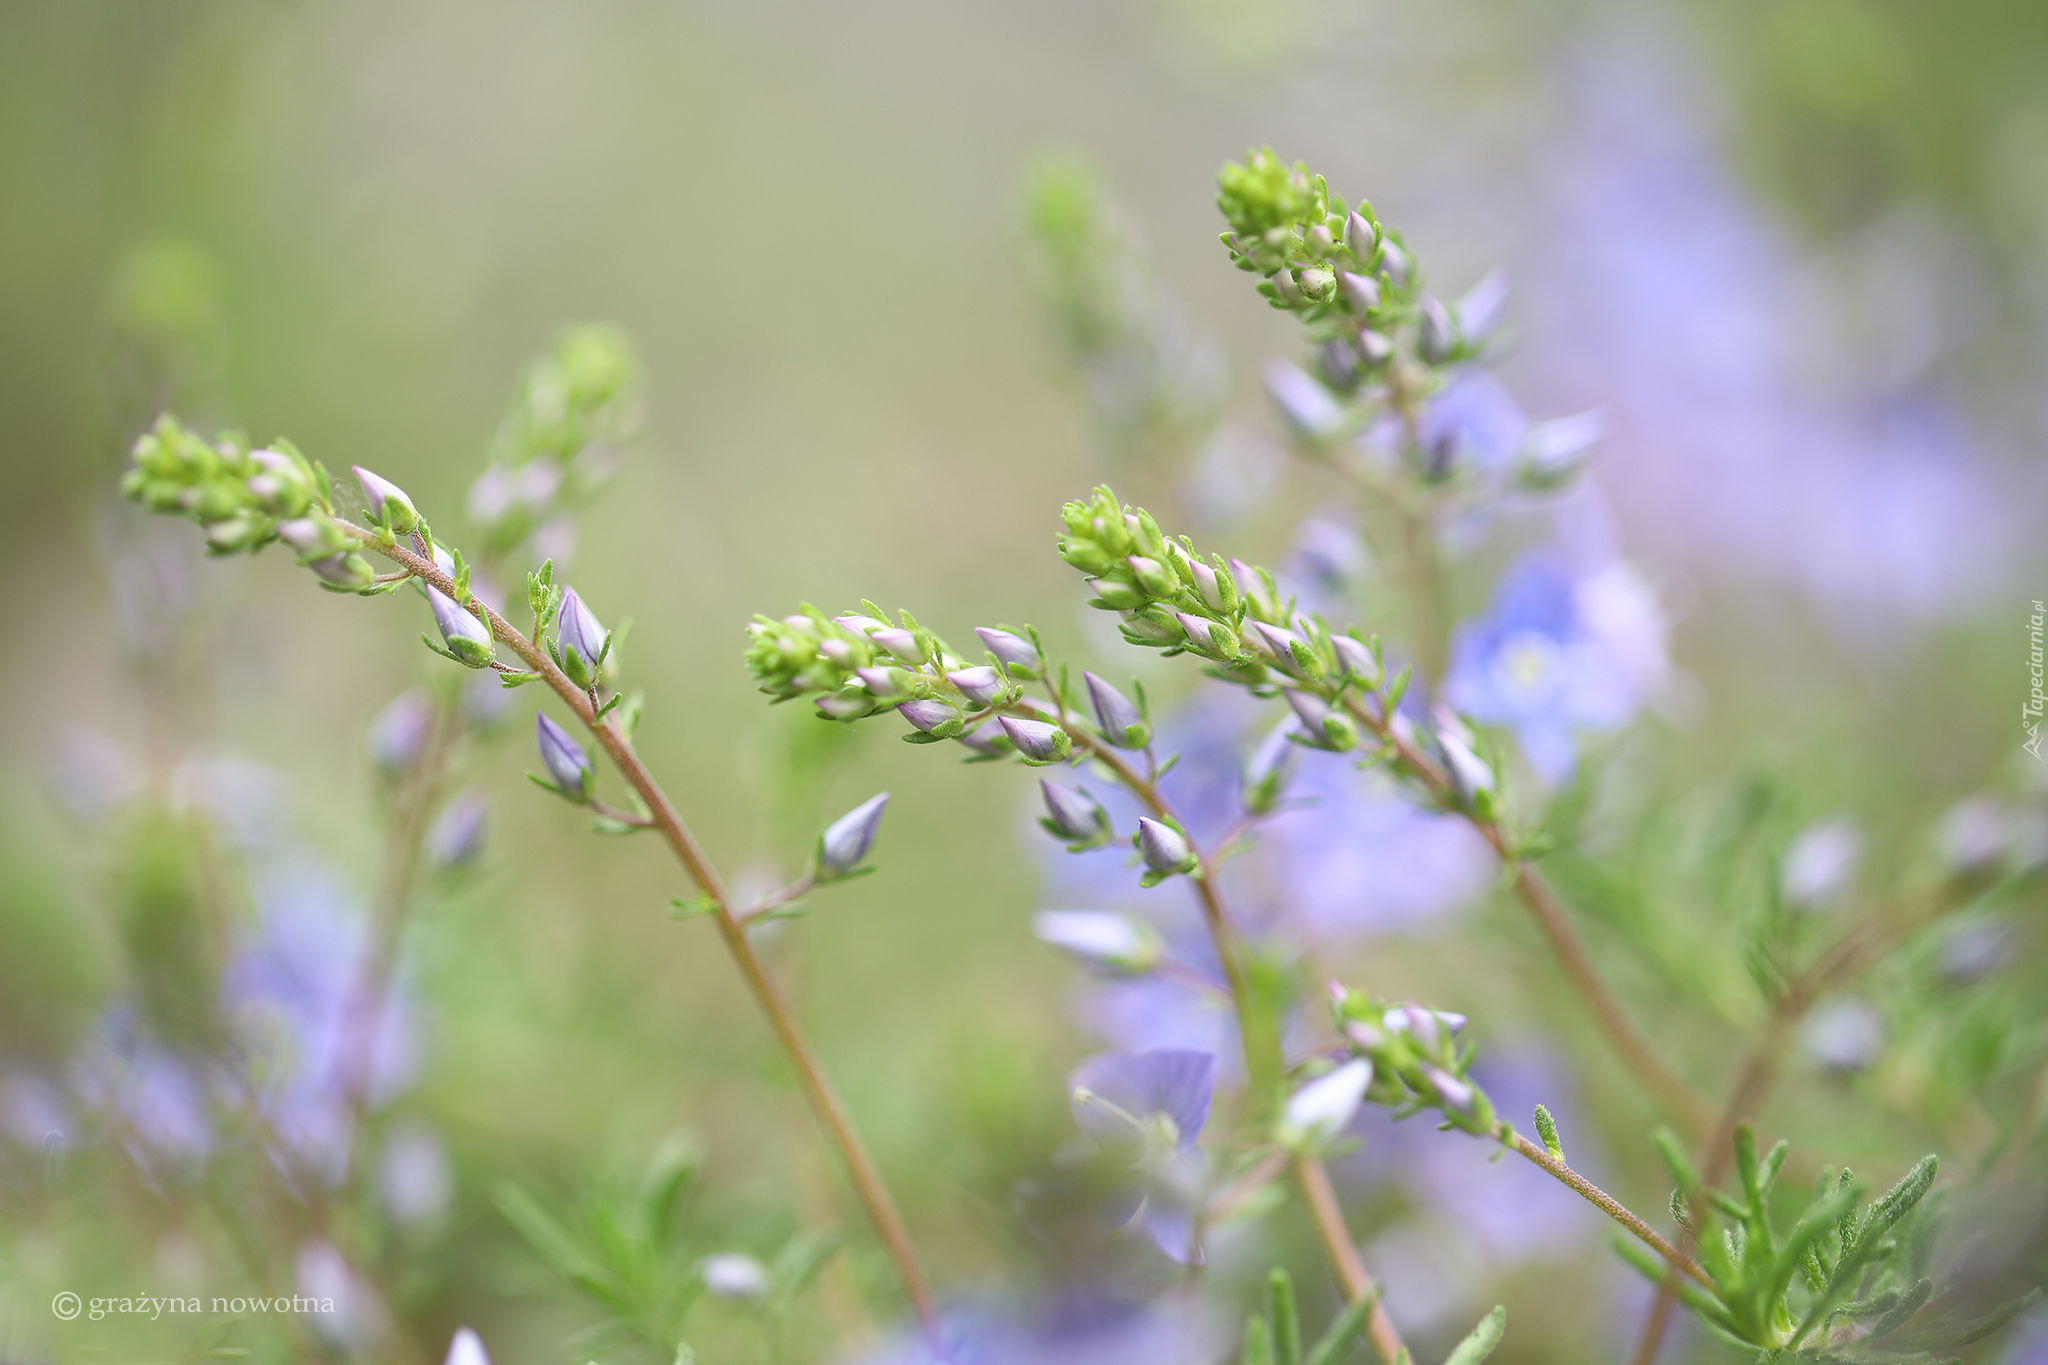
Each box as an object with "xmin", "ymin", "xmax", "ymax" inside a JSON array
[{"xmin": 1446, "ymin": 553, "xmax": 1666, "ymax": 784}]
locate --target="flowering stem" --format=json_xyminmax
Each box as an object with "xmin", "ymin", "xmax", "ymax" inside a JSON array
[
  {"xmin": 1628, "ymin": 914, "xmax": 1894, "ymax": 1364},
  {"xmin": 1497, "ymin": 1126, "xmax": 1714, "ymax": 1292},
  {"xmin": 1041, "ymin": 710, "xmax": 1404, "ymax": 1357},
  {"xmin": 1291, "ymin": 1153, "xmax": 1407, "ymax": 1365},
  {"xmin": 1335, "ymin": 693, "xmax": 1713, "ymax": 1137},
  {"xmin": 1041, "ymin": 715, "xmax": 1273, "ymax": 1088},
  {"xmin": 337, "ymin": 689, "xmax": 460, "ymax": 1207},
  {"xmin": 1398, "ymin": 505, "xmax": 1449, "ymax": 689},
  {"xmin": 353, "ymin": 530, "xmax": 942, "ymax": 1343}
]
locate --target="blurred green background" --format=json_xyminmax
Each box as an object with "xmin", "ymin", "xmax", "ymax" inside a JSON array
[{"xmin": 2, "ymin": 1, "xmax": 2045, "ymax": 1362}]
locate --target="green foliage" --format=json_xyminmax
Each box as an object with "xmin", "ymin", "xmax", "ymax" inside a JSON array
[
  {"xmin": 1019, "ymin": 154, "xmax": 1224, "ymax": 469},
  {"xmin": 496, "ymin": 1139, "xmax": 839, "ymax": 1362},
  {"xmin": 1615, "ymin": 1133, "xmax": 2032, "ymax": 1357},
  {"xmin": 472, "ymin": 324, "xmax": 643, "ymax": 561},
  {"xmin": 1239, "ymin": 1267, "xmax": 1386, "ymax": 1365}
]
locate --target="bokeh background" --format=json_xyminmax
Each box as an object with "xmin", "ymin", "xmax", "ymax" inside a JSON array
[{"xmin": 3, "ymin": 1, "xmax": 2046, "ymax": 1362}]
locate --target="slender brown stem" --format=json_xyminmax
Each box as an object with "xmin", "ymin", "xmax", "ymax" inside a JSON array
[
  {"xmin": 1399, "ymin": 507, "xmax": 1449, "ymax": 690},
  {"xmin": 1047, "ymin": 713, "xmax": 1404, "ymax": 1357},
  {"xmin": 1337, "ymin": 694, "xmax": 1712, "ymax": 1137},
  {"xmin": 1629, "ymin": 932, "xmax": 1872, "ymax": 1365},
  {"xmin": 1497, "ymin": 1128, "xmax": 1714, "ymax": 1292},
  {"xmin": 355, "ymin": 532, "xmax": 941, "ymax": 1342},
  {"xmin": 336, "ymin": 690, "xmax": 457, "ymax": 1207},
  {"xmin": 1293, "ymin": 1153, "xmax": 1407, "ymax": 1365}
]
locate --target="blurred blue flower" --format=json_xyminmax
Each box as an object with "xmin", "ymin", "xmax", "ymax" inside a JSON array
[
  {"xmin": 222, "ymin": 866, "xmax": 420, "ymax": 1185},
  {"xmin": 1412, "ymin": 367, "xmax": 1527, "ymax": 479},
  {"xmin": 1446, "ymin": 553, "xmax": 1668, "ymax": 784},
  {"xmin": 68, "ymin": 1021, "xmax": 212, "ymax": 1168},
  {"xmin": 844, "ymin": 1293, "xmax": 1224, "ymax": 1365},
  {"xmin": 1069, "ymin": 1049, "xmax": 1217, "ymax": 1263},
  {"xmin": 1068, "ymin": 1049, "xmax": 1216, "ymax": 1152},
  {"xmin": 1524, "ymin": 34, "xmax": 2013, "ymax": 622}
]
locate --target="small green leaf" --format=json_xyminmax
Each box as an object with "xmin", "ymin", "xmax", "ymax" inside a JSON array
[
  {"xmin": 1532, "ymin": 1104, "xmax": 1562, "ymax": 1160},
  {"xmin": 1242, "ymin": 1316, "xmax": 1276, "ymax": 1365},
  {"xmin": 1302, "ymin": 1284, "xmax": 1383, "ymax": 1365},
  {"xmin": 1442, "ymin": 1305, "xmax": 1506, "ymax": 1365},
  {"xmin": 1268, "ymin": 1268, "xmax": 1300, "ymax": 1365}
]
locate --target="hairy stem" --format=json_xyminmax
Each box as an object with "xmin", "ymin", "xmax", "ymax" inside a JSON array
[
  {"xmin": 357, "ymin": 531, "xmax": 941, "ymax": 1342},
  {"xmin": 1047, "ymin": 714, "xmax": 1403, "ymax": 1356},
  {"xmin": 1292, "ymin": 1153, "xmax": 1407, "ymax": 1365},
  {"xmin": 1498, "ymin": 1127, "xmax": 1714, "ymax": 1292},
  {"xmin": 1336, "ymin": 694, "xmax": 1711, "ymax": 1136}
]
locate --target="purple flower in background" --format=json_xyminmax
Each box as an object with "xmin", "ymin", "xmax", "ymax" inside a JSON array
[
  {"xmin": 1254, "ymin": 756, "xmax": 1497, "ymax": 943},
  {"xmin": 1446, "ymin": 553, "xmax": 1668, "ymax": 784},
  {"xmin": 1069, "ymin": 1049, "xmax": 1217, "ymax": 1263},
  {"xmin": 221, "ymin": 867, "xmax": 419, "ymax": 1185},
  {"xmin": 0, "ymin": 1074, "xmax": 68, "ymax": 1149},
  {"xmin": 1069, "ymin": 1049, "xmax": 1216, "ymax": 1152},
  {"xmin": 68, "ymin": 1026, "xmax": 213, "ymax": 1167},
  {"xmin": 844, "ymin": 1294, "xmax": 1225, "ymax": 1365},
  {"xmin": 1524, "ymin": 34, "xmax": 2013, "ymax": 622},
  {"xmin": 1401, "ymin": 367, "xmax": 1527, "ymax": 481}
]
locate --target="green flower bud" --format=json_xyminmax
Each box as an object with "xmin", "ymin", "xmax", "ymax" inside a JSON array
[
  {"xmin": 353, "ymin": 466, "xmax": 420, "ymax": 533},
  {"xmin": 1087, "ymin": 578, "xmax": 1147, "ymax": 611},
  {"xmin": 1126, "ymin": 556, "xmax": 1179, "ymax": 600},
  {"xmin": 308, "ymin": 551, "xmax": 376, "ymax": 590}
]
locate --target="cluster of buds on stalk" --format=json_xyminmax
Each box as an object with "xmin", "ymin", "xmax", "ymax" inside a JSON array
[
  {"xmin": 1326, "ymin": 983, "xmax": 1497, "ymax": 1138},
  {"xmin": 467, "ymin": 326, "xmax": 641, "ymax": 563},
  {"xmin": 1217, "ymin": 149, "xmax": 1600, "ymax": 494},
  {"xmin": 122, "ymin": 414, "xmax": 433, "ymax": 597},
  {"xmin": 746, "ymin": 604, "xmax": 1085, "ymax": 764},
  {"xmin": 1215, "ymin": 146, "xmax": 1421, "ymax": 383},
  {"xmin": 1056, "ymin": 487, "xmax": 1520, "ymax": 826}
]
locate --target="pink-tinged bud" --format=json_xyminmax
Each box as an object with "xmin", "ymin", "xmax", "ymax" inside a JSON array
[
  {"xmin": 818, "ymin": 793, "xmax": 888, "ymax": 880},
  {"xmin": 998, "ymin": 717, "xmax": 1070, "ymax": 765},
  {"xmin": 1344, "ymin": 211, "xmax": 1376, "ymax": 260},
  {"xmin": 1082, "ymin": 673, "xmax": 1148, "ymax": 749},
  {"xmin": 1039, "ymin": 780, "xmax": 1112, "ymax": 847},
  {"xmin": 353, "ymin": 465, "xmax": 419, "ymax": 532},
  {"xmin": 945, "ymin": 666, "xmax": 1004, "ymax": 706},
  {"xmin": 868, "ymin": 627, "xmax": 928, "ymax": 664},
  {"xmin": 307, "ymin": 551, "xmax": 376, "ymax": 591},
  {"xmin": 368, "ymin": 690, "xmax": 434, "ymax": 778},
  {"xmin": 1338, "ymin": 271, "xmax": 1379, "ymax": 315},
  {"xmin": 974, "ymin": 627, "xmax": 1041, "ymax": 677},
  {"xmin": 814, "ymin": 692, "xmax": 871, "ymax": 721},
  {"xmin": 428, "ymin": 587, "xmax": 494, "ymax": 668},
  {"xmin": 554, "ymin": 588, "xmax": 609, "ymax": 690},
  {"xmin": 1032, "ymin": 911, "xmax": 1161, "ymax": 975},
  {"xmin": 1330, "ymin": 633, "xmax": 1378, "ymax": 684},
  {"xmin": 896, "ymin": 698, "xmax": 957, "ymax": 733},
  {"xmin": 426, "ymin": 790, "xmax": 488, "ymax": 868},
  {"xmin": 533, "ymin": 712, "xmax": 592, "ymax": 801},
  {"xmin": 1278, "ymin": 1060, "xmax": 1372, "ymax": 1149},
  {"xmin": 1135, "ymin": 817, "xmax": 1192, "ymax": 875}
]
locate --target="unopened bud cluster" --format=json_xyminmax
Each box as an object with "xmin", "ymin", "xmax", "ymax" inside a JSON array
[
  {"xmin": 468, "ymin": 326, "xmax": 641, "ymax": 562},
  {"xmin": 1327, "ymin": 984, "xmax": 1496, "ymax": 1137},
  {"xmin": 122, "ymin": 414, "xmax": 412, "ymax": 594},
  {"xmin": 748, "ymin": 606, "xmax": 1085, "ymax": 763},
  {"xmin": 1215, "ymin": 148, "xmax": 1421, "ymax": 386},
  {"xmin": 1058, "ymin": 486, "xmax": 1380, "ymax": 716},
  {"xmin": 1219, "ymin": 150, "xmax": 1601, "ymax": 494}
]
